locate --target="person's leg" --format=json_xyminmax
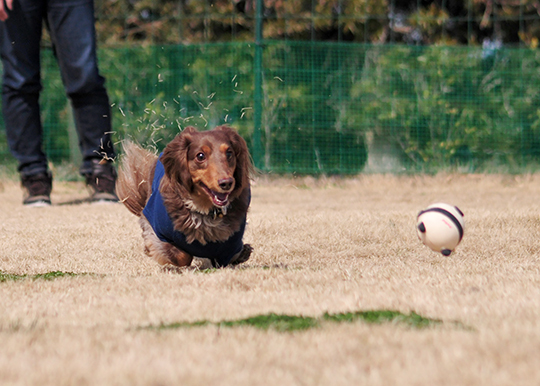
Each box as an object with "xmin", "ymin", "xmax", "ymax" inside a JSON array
[
  {"xmin": 46, "ymin": 0, "xmax": 117, "ymax": 201},
  {"xmin": 0, "ymin": 0, "xmax": 48, "ymax": 177},
  {"xmin": 0, "ymin": 0, "xmax": 52, "ymax": 205}
]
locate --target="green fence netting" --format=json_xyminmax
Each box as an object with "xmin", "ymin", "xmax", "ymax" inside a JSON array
[{"xmin": 1, "ymin": 41, "xmax": 540, "ymax": 174}]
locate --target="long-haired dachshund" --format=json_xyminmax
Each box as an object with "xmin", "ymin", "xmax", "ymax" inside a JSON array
[{"xmin": 117, "ymin": 125, "xmax": 254, "ymax": 269}]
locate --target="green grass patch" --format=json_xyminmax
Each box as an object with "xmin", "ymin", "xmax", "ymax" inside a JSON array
[
  {"xmin": 323, "ymin": 310, "xmax": 442, "ymax": 328},
  {"xmin": 0, "ymin": 272, "xmax": 26, "ymax": 283},
  {"xmin": 32, "ymin": 271, "xmax": 81, "ymax": 281},
  {"xmin": 145, "ymin": 310, "xmax": 448, "ymax": 333},
  {"xmin": 148, "ymin": 314, "xmax": 318, "ymax": 332},
  {"xmin": 221, "ymin": 313, "xmax": 319, "ymax": 332},
  {"xmin": 151, "ymin": 320, "xmax": 211, "ymax": 330},
  {"xmin": 197, "ymin": 268, "xmax": 220, "ymax": 274},
  {"xmin": 0, "ymin": 271, "xmax": 87, "ymax": 282}
]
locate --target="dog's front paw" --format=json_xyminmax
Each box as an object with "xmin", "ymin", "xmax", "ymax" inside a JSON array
[
  {"xmin": 229, "ymin": 244, "xmax": 253, "ymax": 266},
  {"xmin": 191, "ymin": 257, "xmax": 214, "ymax": 270}
]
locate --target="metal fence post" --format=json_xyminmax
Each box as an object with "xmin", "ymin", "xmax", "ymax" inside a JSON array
[{"xmin": 253, "ymin": 0, "xmax": 264, "ymax": 170}]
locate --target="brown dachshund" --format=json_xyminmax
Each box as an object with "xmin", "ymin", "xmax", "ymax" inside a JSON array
[{"xmin": 117, "ymin": 126, "xmax": 254, "ymax": 269}]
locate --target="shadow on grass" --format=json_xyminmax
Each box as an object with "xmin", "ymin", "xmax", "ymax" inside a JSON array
[
  {"xmin": 56, "ymin": 198, "xmax": 93, "ymax": 206},
  {"xmin": 143, "ymin": 310, "xmax": 470, "ymax": 333},
  {"xmin": 161, "ymin": 263, "xmax": 298, "ymax": 275}
]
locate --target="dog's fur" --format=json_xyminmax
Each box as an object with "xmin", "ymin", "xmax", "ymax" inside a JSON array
[{"xmin": 117, "ymin": 125, "xmax": 253, "ymax": 268}]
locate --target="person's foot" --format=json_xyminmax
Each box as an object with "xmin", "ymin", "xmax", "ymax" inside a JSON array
[
  {"xmin": 85, "ymin": 159, "xmax": 119, "ymax": 203},
  {"xmin": 21, "ymin": 172, "xmax": 52, "ymax": 207}
]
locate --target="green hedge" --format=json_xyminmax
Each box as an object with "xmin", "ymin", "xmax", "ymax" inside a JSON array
[{"xmin": 1, "ymin": 42, "xmax": 539, "ymax": 174}]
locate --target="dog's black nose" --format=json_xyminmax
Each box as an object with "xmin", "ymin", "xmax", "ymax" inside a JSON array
[{"xmin": 218, "ymin": 178, "xmax": 234, "ymax": 191}]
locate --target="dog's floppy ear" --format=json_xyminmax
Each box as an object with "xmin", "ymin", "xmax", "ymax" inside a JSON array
[
  {"xmin": 216, "ymin": 125, "xmax": 253, "ymax": 191},
  {"xmin": 161, "ymin": 126, "xmax": 197, "ymax": 191}
]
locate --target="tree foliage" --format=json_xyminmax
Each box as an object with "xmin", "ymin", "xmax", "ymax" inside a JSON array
[
  {"xmin": 3, "ymin": 1, "xmax": 540, "ymax": 174},
  {"xmin": 95, "ymin": 0, "xmax": 540, "ymax": 47}
]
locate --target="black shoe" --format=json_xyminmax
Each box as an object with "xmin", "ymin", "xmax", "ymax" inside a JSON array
[
  {"xmin": 85, "ymin": 159, "xmax": 119, "ymax": 203},
  {"xmin": 21, "ymin": 172, "xmax": 52, "ymax": 207}
]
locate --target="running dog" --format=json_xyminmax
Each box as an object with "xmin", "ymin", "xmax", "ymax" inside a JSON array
[{"xmin": 117, "ymin": 125, "xmax": 253, "ymax": 269}]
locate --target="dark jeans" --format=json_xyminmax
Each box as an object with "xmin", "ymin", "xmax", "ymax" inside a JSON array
[{"xmin": 0, "ymin": 0, "xmax": 115, "ymax": 177}]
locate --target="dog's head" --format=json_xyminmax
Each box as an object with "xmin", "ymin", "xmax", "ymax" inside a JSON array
[{"xmin": 161, "ymin": 125, "xmax": 252, "ymax": 211}]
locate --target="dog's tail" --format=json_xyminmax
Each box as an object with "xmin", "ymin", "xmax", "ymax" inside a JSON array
[{"xmin": 116, "ymin": 141, "xmax": 158, "ymax": 217}]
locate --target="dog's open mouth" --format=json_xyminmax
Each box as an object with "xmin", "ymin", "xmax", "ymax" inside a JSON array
[{"xmin": 200, "ymin": 183, "xmax": 230, "ymax": 207}]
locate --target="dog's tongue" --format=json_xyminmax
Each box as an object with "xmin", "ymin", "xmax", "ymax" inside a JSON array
[{"xmin": 212, "ymin": 191, "xmax": 229, "ymax": 207}]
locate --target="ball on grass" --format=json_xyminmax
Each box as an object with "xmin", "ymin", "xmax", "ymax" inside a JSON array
[{"xmin": 416, "ymin": 203, "xmax": 465, "ymax": 256}]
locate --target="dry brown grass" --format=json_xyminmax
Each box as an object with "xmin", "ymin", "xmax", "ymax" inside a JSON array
[{"xmin": 1, "ymin": 173, "xmax": 540, "ymax": 385}]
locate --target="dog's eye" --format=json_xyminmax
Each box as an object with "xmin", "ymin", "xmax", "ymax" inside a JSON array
[
  {"xmin": 196, "ymin": 152, "xmax": 206, "ymax": 162},
  {"xmin": 226, "ymin": 149, "xmax": 234, "ymax": 160}
]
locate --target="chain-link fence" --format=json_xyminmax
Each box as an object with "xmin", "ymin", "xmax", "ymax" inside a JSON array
[{"xmin": 2, "ymin": 1, "xmax": 540, "ymax": 174}]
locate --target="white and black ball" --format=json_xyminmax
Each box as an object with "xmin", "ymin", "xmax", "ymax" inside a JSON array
[{"xmin": 416, "ymin": 203, "xmax": 465, "ymax": 256}]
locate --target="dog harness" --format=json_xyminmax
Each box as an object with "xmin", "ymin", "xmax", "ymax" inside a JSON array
[{"xmin": 142, "ymin": 157, "xmax": 247, "ymax": 267}]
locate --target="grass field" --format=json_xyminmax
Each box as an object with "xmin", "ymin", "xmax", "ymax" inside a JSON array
[{"xmin": 1, "ymin": 173, "xmax": 539, "ymax": 385}]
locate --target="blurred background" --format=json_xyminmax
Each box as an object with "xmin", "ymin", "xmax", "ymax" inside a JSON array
[{"xmin": 2, "ymin": 0, "xmax": 540, "ymax": 175}]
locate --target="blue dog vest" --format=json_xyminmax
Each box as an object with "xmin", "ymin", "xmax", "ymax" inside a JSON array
[{"xmin": 142, "ymin": 157, "xmax": 247, "ymax": 267}]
